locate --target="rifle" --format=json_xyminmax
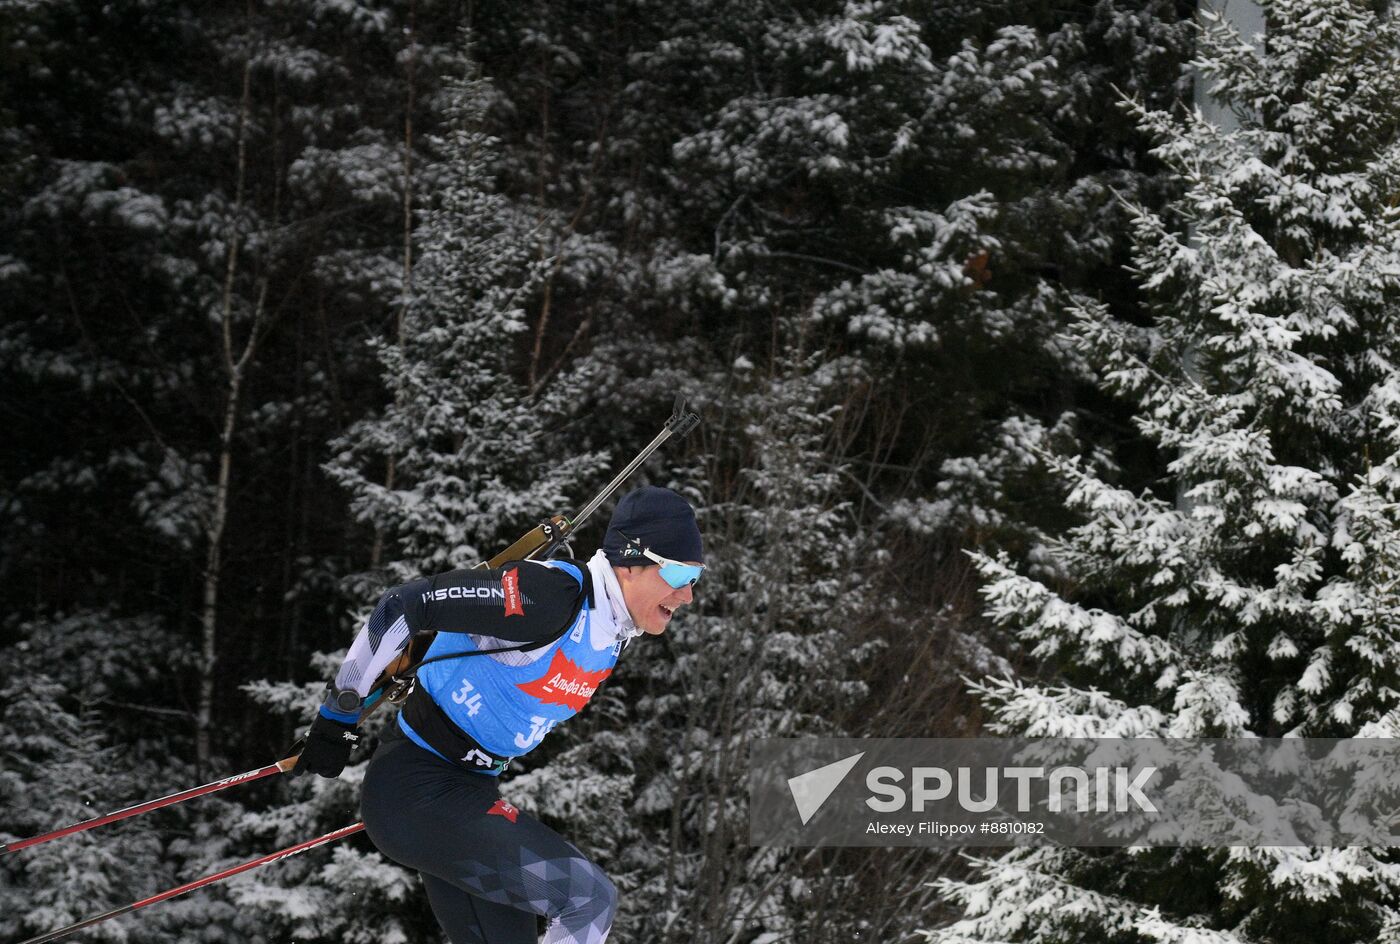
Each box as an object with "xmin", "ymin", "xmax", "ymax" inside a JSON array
[{"xmin": 362, "ymin": 394, "xmax": 700, "ymax": 715}]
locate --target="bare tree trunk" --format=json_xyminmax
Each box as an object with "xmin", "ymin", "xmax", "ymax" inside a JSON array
[{"xmin": 197, "ymin": 46, "xmax": 264, "ymax": 775}]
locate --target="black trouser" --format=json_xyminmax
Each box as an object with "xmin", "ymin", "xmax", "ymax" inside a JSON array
[{"xmin": 361, "ymin": 727, "xmax": 617, "ymax": 944}]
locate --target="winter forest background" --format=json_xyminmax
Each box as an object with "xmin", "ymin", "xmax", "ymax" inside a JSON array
[{"xmin": 6, "ymin": 0, "xmax": 1400, "ymax": 941}]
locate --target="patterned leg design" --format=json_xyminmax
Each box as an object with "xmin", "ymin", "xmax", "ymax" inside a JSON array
[
  {"xmin": 362, "ymin": 734, "xmax": 617, "ymax": 944},
  {"xmin": 453, "ymin": 838, "xmax": 617, "ymax": 944}
]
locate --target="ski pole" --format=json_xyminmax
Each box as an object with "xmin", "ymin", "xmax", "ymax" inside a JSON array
[
  {"xmin": 14, "ymin": 822, "xmax": 365, "ymax": 944},
  {"xmin": 0, "ymin": 755, "xmax": 300, "ymax": 856}
]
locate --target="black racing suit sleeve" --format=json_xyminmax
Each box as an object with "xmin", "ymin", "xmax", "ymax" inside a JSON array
[{"xmin": 394, "ymin": 560, "xmax": 584, "ymax": 644}]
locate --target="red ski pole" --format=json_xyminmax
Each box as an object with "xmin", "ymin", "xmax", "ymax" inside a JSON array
[
  {"xmin": 14, "ymin": 822, "xmax": 366, "ymax": 944},
  {"xmin": 4, "ymin": 690, "xmax": 397, "ymax": 856},
  {"xmin": 0, "ymin": 755, "xmax": 300, "ymax": 856}
]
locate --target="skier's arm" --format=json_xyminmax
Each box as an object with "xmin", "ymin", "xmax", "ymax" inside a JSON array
[
  {"xmin": 316, "ymin": 590, "xmax": 414, "ymax": 724},
  {"xmin": 396, "ymin": 560, "xmax": 585, "ymax": 643},
  {"xmin": 292, "ymin": 586, "xmax": 417, "ymax": 778},
  {"xmin": 317, "ymin": 560, "xmax": 583, "ymax": 723},
  {"xmin": 292, "ymin": 592, "xmax": 407, "ymax": 778}
]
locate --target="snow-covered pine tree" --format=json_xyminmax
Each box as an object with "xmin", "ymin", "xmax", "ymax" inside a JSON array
[
  {"xmin": 0, "ymin": 0, "xmax": 461, "ymax": 752},
  {"xmin": 323, "ymin": 54, "xmax": 607, "ymax": 582},
  {"xmin": 650, "ymin": 0, "xmax": 1193, "ymax": 747},
  {"xmin": 458, "ymin": 0, "xmax": 1191, "ymax": 498},
  {"xmin": 520, "ymin": 338, "xmax": 878, "ymax": 944},
  {"xmin": 930, "ymin": 2, "xmax": 1400, "ymax": 941},
  {"xmin": 662, "ymin": 0, "xmax": 1190, "ymax": 515},
  {"xmin": 0, "ymin": 614, "xmax": 229, "ymax": 943}
]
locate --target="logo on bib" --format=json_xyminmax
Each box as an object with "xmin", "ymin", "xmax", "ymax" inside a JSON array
[
  {"xmin": 487, "ymin": 799, "xmax": 519, "ymax": 823},
  {"xmin": 516, "ymin": 649, "xmax": 613, "ymax": 712},
  {"xmin": 502, "ymin": 567, "xmax": 524, "ymax": 617}
]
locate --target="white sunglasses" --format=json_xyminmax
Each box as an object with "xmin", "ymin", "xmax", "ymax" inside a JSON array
[{"xmin": 622, "ymin": 535, "xmax": 704, "ymax": 588}]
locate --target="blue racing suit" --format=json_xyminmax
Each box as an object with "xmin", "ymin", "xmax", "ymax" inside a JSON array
[{"xmin": 321, "ymin": 551, "xmax": 639, "ymax": 944}]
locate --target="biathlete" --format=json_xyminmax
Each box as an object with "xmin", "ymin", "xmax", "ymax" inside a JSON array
[{"xmin": 291, "ymin": 486, "xmax": 704, "ymax": 944}]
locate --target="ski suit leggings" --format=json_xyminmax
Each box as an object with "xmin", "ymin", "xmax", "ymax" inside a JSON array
[{"xmin": 361, "ymin": 727, "xmax": 617, "ymax": 944}]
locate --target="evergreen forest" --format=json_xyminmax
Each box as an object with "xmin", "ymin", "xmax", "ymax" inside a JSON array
[{"xmin": 7, "ymin": 1, "xmax": 1400, "ymax": 942}]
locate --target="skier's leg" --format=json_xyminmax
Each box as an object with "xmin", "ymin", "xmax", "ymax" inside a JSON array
[
  {"xmin": 420, "ymin": 871, "xmax": 535, "ymax": 944},
  {"xmin": 442, "ymin": 803, "xmax": 616, "ymax": 944},
  {"xmin": 363, "ymin": 729, "xmax": 617, "ymax": 944},
  {"xmin": 387, "ymin": 793, "xmax": 616, "ymax": 943},
  {"xmin": 528, "ymin": 839, "xmax": 617, "ymax": 944}
]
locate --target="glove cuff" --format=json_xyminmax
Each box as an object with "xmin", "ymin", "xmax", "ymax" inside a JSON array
[
  {"xmin": 320, "ymin": 685, "xmax": 363, "ymax": 724},
  {"xmin": 318, "ymin": 703, "xmax": 361, "ymax": 725}
]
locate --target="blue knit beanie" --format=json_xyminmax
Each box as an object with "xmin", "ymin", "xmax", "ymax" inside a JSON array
[{"xmin": 603, "ymin": 486, "xmax": 703, "ymax": 566}]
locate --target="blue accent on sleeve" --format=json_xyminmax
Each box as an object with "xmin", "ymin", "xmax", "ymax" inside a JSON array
[
  {"xmin": 319, "ymin": 704, "xmax": 361, "ymax": 724},
  {"xmin": 546, "ymin": 559, "xmax": 584, "ymax": 590}
]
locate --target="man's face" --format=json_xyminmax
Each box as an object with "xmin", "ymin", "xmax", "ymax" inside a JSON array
[{"xmin": 614, "ymin": 562, "xmax": 698, "ymax": 635}]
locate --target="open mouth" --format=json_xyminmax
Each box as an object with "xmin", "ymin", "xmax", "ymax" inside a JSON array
[{"xmin": 658, "ymin": 604, "xmax": 675, "ymax": 621}]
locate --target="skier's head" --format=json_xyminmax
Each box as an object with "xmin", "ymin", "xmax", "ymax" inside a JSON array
[{"xmin": 603, "ymin": 486, "xmax": 703, "ymax": 635}]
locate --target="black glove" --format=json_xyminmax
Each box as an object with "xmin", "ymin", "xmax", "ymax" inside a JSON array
[{"xmin": 290, "ymin": 713, "xmax": 361, "ymax": 778}]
